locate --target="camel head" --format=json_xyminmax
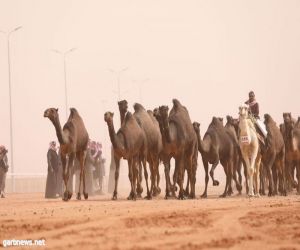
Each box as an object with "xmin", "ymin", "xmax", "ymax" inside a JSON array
[
  {"xmin": 283, "ymin": 112, "xmax": 292, "ymax": 123},
  {"xmin": 264, "ymin": 113, "xmax": 275, "ymax": 126},
  {"xmin": 44, "ymin": 108, "xmax": 59, "ymax": 122},
  {"xmin": 158, "ymin": 105, "xmax": 169, "ymax": 126},
  {"xmin": 153, "ymin": 108, "xmax": 160, "ymax": 120},
  {"xmin": 238, "ymin": 105, "xmax": 248, "ymax": 118},
  {"xmin": 192, "ymin": 122, "xmax": 200, "ymax": 134},
  {"xmin": 0, "ymin": 146, "xmax": 8, "ymax": 160},
  {"xmin": 118, "ymin": 100, "xmax": 128, "ymax": 114},
  {"xmin": 104, "ymin": 112, "xmax": 114, "ymax": 124}
]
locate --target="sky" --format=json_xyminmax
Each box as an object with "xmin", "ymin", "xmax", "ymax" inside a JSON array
[{"xmin": 0, "ymin": 0, "xmax": 300, "ymax": 180}]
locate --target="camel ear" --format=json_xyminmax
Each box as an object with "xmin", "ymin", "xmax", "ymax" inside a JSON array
[
  {"xmin": 56, "ymin": 108, "xmax": 58, "ymax": 112},
  {"xmin": 111, "ymin": 112, "xmax": 114, "ymax": 117}
]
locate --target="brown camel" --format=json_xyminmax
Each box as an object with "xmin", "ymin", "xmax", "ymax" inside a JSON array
[
  {"xmin": 44, "ymin": 108, "xmax": 89, "ymax": 201},
  {"xmin": 224, "ymin": 116, "xmax": 243, "ymax": 195},
  {"xmin": 153, "ymin": 107, "xmax": 178, "ymax": 198},
  {"xmin": 281, "ymin": 113, "xmax": 298, "ymax": 190},
  {"xmin": 104, "ymin": 111, "xmax": 147, "ymax": 200},
  {"xmin": 159, "ymin": 99, "xmax": 197, "ymax": 199},
  {"xmin": 132, "ymin": 103, "xmax": 163, "ymax": 199},
  {"xmin": 262, "ymin": 114, "xmax": 286, "ymax": 196},
  {"xmin": 283, "ymin": 117, "xmax": 300, "ymax": 194},
  {"xmin": 193, "ymin": 117, "xmax": 235, "ymax": 198}
]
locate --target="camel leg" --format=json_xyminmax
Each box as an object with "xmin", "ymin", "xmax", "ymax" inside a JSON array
[
  {"xmin": 156, "ymin": 162, "xmax": 161, "ymax": 195},
  {"xmin": 77, "ymin": 150, "xmax": 88, "ymax": 200},
  {"xmin": 143, "ymin": 159, "xmax": 152, "ymax": 200},
  {"xmin": 241, "ymin": 153, "xmax": 251, "ymax": 196},
  {"xmin": 112, "ymin": 156, "xmax": 120, "ymax": 200},
  {"xmin": 265, "ymin": 153, "xmax": 276, "ymax": 196},
  {"xmin": 220, "ymin": 160, "xmax": 230, "ymax": 198},
  {"xmin": 243, "ymin": 159, "xmax": 249, "ymax": 195},
  {"xmin": 237, "ymin": 159, "xmax": 243, "ymax": 192},
  {"xmin": 272, "ymin": 165, "xmax": 278, "ymax": 195},
  {"xmin": 176, "ymin": 156, "xmax": 185, "ymax": 200},
  {"xmin": 184, "ymin": 170, "xmax": 190, "ymax": 197},
  {"xmin": 254, "ymin": 155, "xmax": 261, "ymax": 197},
  {"xmin": 296, "ymin": 161, "xmax": 300, "ymax": 194},
  {"xmin": 60, "ymin": 154, "xmax": 69, "ymax": 201},
  {"xmin": 201, "ymin": 160, "xmax": 209, "ymax": 198},
  {"xmin": 136, "ymin": 160, "xmax": 143, "ymax": 198},
  {"xmin": 163, "ymin": 158, "xmax": 173, "ymax": 199},
  {"xmin": 210, "ymin": 159, "xmax": 220, "ymax": 186},
  {"xmin": 65, "ymin": 153, "xmax": 75, "ymax": 200},
  {"xmin": 232, "ymin": 155, "xmax": 242, "ymax": 195},
  {"xmin": 127, "ymin": 157, "xmax": 136, "ymax": 201}
]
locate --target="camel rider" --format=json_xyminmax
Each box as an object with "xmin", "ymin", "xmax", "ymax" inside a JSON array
[
  {"xmin": 245, "ymin": 91, "xmax": 267, "ymax": 137},
  {"xmin": 245, "ymin": 91, "xmax": 259, "ymax": 119}
]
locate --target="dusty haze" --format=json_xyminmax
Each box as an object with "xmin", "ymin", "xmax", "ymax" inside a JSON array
[{"xmin": 0, "ymin": 1, "xmax": 299, "ymax": 183}]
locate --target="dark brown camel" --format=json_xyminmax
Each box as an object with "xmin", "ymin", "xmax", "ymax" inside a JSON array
[
  {"xmin": 262, "ymin": 114, "xmax": 286, "ymax": 196},
  {"xmin": 104, "ymin": 111, "xmax": 147, "ymax": 200},
  {"xmin": 132, "ymin": 103, "xmax": 163, "ymax": 199},
  {"xmin": 193, "ymin": 117, "xmax": 235, "ymax": 198},
  {"xmin": 44, "ymin": 108, "xmax": 89, "ymax": 201},
  {"xmin": 283, "ymin": 117, "xmax": 300, "ymax": 194},
  {"xmin": 159, "ymin": 99, "xmax": 197, "ymax": 199}
]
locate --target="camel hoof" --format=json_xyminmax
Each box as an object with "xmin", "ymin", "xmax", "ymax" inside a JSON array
[
  {"xmin": 219, "ymin": 193, "xmax": 227, "ymax": 198},
  {"xmin": 68, "ymin": 192, "xmax": 72, "ymax": 200},
  {"xmin": 144, "ymin": 194, "xmax": 152, "ymax": 200},
  {"xmin": 213, "ymin": 180, "xmax": 220, "ymax": 186},
  {"xmin": 76, "ymin": 193, "xmax": 81, "ymax": 200},
  {"xmin": 201, "ymin": 193, "xmax": 207, "ymax": 199},
  {"xmin": 136, "ymin": 193, "xmax": 142, "ymax": 199},
  {"xmin": 188, "ymin": 194, "xmax": 196, "ymax": 199},
  {"xmin": 112, "ymin": 194, "xmax": 118, "ymax": 200},
  {"xmin": 177, "ymin": 195, "xmax": 186, "ymax": 200},
  {"xmin": 84, "ymin": 192, "xmax": 88, "ymax": 200},
  {"xmin": 63, "ymin": 191, "xmax": 70, "ymax": 201}
]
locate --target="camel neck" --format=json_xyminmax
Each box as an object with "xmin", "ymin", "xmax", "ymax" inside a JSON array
[
  {"xmin": 51, "ymin": 117, "xmax": 66, "ymax": 145},
  {"xmin": 120, "ymin": 112, "xmax": 126, "ymax": 126},
  {"xmin": 197, "ymin": 132, "xmax": 210, "ymax": 154},
  {"xmin": 107, "ymin": 120, "xmax": 124, "ymax": 153},
  {"xmin": 239, "ymin": 117, "xmax": 251, "ymax": 137}
]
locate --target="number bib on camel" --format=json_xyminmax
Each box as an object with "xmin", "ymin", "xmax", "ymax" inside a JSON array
[{"xmin": 241, "ymin": 135, "xmax": 250, "ymax": 144}]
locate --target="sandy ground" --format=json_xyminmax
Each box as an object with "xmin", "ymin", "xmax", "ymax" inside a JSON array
[{"xmin": 0, "ymin": 189, "xmax": 300, "ymax": 250}]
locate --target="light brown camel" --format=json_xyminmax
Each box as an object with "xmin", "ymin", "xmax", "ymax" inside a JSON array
[
  {"xmin": 132, "ymin": 103, "xmax": 163, "ymax": 199},
  {"xmin": 104, "ymin": 111, "xmax": 147, "ymax": 200},
  {"xmin": 262, "ymin": 114, "xmax": 286, "ymax": 196},
  {"xmin": 193, "ymin": 117, "xmax": 235, "ymax": 198},
  {"xmin": 283, "ymin": 117, "xmax": 300, "ymax": 194},
  {"xmin": 238, "ymin": 105, "xmax": 261, "ymax": 197},
  {"xmin": 159, "ymin": 99, "xmax": 197, "ymax": 199},
  {"xmin": 44, "ymin": 108, "xmax": 89, "ymax": 201}
]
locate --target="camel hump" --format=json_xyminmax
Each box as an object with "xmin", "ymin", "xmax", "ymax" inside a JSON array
[
  {"xmin": 172, "ymin": 99, "xmax": 182, "ymax": 110},
  {"xmin": 124, "ymin": 111, "xmax": 133, "ymax": 122},
  {"xmin": 133, "ymin": 103, "xmax": 145, "ymax": 112}
]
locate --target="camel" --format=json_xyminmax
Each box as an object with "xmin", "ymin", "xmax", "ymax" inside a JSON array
[
  {"xmin": 104, "ymin": 111, "xmax": 147, "ymax": 200},
  {"xmin": 193, "ymin": 117, "xmax": 235, "ymax": 198},
  {"xmin": 283, "ymin": 117, "xmax": 300, "ymax": 194},
  {"xmin": 159, "ymin": 99, "xmax": 197, "ymax": 199},
  {"xmin": 262, "ymin": 114, "xmax": 286, "ymax": 196},
  {"xmin": 153, "ymin": 107, "xmax": 177, "ymax": 198},
  {"xmin": 132, "ymin": 103, "xmax": 163, "ymax": 199},
  {"xmin": 44, "ymin": 108, "xmax": 89, "ymax": 201},
  {"xmin": 238, "ymin": 105, "xmax": 261, "ymax": 197},
  {"xmin": 224, "ymin": 116, "xmax": 244, "ymax": 195},
  {"xmin": 281, "ymin": 113, "xmax": 298, "ymax": 190}
]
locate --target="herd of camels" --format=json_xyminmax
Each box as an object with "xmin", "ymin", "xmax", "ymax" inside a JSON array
[{"xmin": 44, "ymin": 99, "xmax": 300, "ymax": 201}]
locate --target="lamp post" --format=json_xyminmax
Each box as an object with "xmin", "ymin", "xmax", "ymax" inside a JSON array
[
  {"xmin": 108, "ymin": 67, "xmax": 129, "ymax": 101},
  {"xmin": 52, "ymin": 48, "xmax": 77, "ymax": 120},
  {"xmin": 0, "ymin": 26, "xmax": 22, "ymax": 192}
]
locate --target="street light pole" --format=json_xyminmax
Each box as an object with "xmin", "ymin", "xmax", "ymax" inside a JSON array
[
  {"xmin": 0, "ymin": 26, "xmax": 22, "ymax": 192},
  {"xmin": 52, "ymin": 48, "xmax": 76, "ymax": 120},
  {"xmin": 108, "ymin": 67, "xmax": 129, "ymax": 101}
]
